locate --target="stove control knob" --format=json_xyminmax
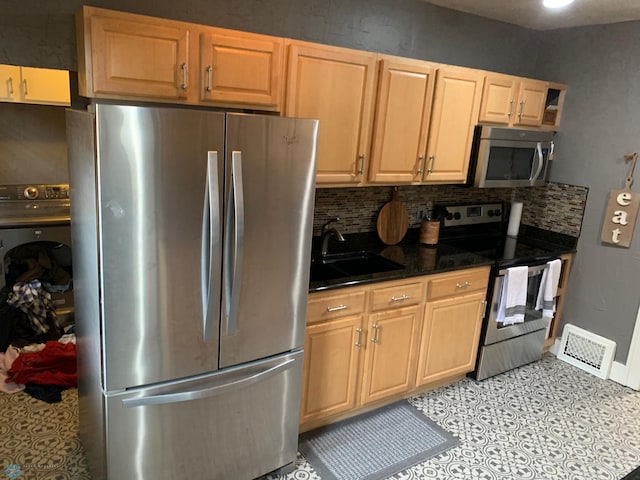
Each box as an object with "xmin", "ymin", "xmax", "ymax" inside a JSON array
[
  {"xmin": 453, "ymin": 212, "xmax": 461, "ymax": 220},
  {"xmin": 445, "ymin": 212, "xmax": 453, "ymax": 220},
  {"xmin": 23, "ymin": 186, "xmax": 39, "ymax": 200},
  {"xmin": 494, "ymin": 209, "xmax": 502, "ymax": 217},
  {"xmin": 488, "ymin": 210, "xmax": 494, "ymax": 217}
]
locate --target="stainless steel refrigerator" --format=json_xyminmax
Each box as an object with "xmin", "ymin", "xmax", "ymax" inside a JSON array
[{"xmin": 66, "ymin": 104, "xmax": 318, "ymax": 480}]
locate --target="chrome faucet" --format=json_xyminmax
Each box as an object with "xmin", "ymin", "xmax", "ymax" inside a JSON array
[{"xmin": 321, "ymin": 218, "xmax": 345, "ymax": 256}]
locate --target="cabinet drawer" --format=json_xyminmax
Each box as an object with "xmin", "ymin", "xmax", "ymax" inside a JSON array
[
  {"xmin": 370, "ymin": 282, "xmax": 424, "ymax": 312},
  {"xmin": 427, "ymin": 268, "xmax": 490, "ymax": 301},
  {"xmin": 307, "ymin": 290, "xmax": 366, "ymax": 324}
]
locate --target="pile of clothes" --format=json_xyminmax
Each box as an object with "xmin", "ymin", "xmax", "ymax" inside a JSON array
[
  {"xmin": 0, "ymin": 242, "xmax": 75, "ymax": 402},
  {"xmin": 1, "ymin": 334, "xmax": 77, "ymax": 403}
]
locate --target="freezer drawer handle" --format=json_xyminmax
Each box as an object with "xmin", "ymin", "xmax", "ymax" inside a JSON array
[
  {"xmin": 224, "ymin": 151, "xmax": 245, "ymax": 336},
  {"xmin": 201, "ymin": 151, "xmax": 221, "ymax": 341},
  {"xmin": 121, "ymin": 358, "xmax": 296, "ymax": 408}
]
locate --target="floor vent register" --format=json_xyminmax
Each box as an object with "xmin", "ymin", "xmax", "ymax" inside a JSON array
[{"xmin": 557, "ymin": 323, "xmax": 616, "ymax": 379}]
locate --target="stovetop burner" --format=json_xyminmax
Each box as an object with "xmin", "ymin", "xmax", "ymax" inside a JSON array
[{"xmin": 435, "ymin": 201, "xmax": 562, "ymax": 267}]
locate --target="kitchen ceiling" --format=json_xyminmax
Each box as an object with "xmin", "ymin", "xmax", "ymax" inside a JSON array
[{"xmin": 421, "ymin": 0, "xmax": 640, "ymax": 30}]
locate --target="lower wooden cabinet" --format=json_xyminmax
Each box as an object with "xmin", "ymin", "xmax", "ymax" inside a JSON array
[
  {"xmin": 301, "ymin": 266, "xmax": 490, "ymax": 430},
  {"xmin": 416, "ymin": 291, "xmax": 486, "ymax": 386},
  {"xmin": 300, "ymin": 315, "xmax": 362, "ymax": 424},
  {"xmin": 360, "ymin": 305, "xmax": 420, "ymax": 405}
]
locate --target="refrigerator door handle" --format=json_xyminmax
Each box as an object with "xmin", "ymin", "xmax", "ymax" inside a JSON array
[
  {"xmin": 121, "ymin": 357, "xmax": 295, "ymax": 408},
  {"xmin": 201, "ymin": 151, "xmax": 220, "ymax": 341},
  {"xmin": 224, "ymin": 151, "xmax": 245, "ymax": 336}
]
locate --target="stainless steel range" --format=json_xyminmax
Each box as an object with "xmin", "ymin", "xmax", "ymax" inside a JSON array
[
  {"xmin": 0, "ymin": 184, "xmax": 74, "ymax": 328},
  {"xmin": 435, "ymin": 202, "xmax": 561, "ymax": 381}
]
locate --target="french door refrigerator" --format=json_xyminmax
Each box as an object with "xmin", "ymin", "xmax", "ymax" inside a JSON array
[{"xmin": 66, "ymin": 104, "xmax": 318, "ymax": 480}]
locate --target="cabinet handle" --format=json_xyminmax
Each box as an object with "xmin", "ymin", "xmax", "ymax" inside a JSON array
[
  {"xmin": 356, "ymin": 154, "xmax": 365, "ymax": 176},
  {"xmin": 507, "ymin": 99, "xmax": 514, "ymax": 117},
  {"xmin": 391, "ymin": 294, "xmax": 410, "ymax": 302},
  {"xmin": 455, "ymin": 281, "xmax": 473, "ymax": 288},
  {"xmin": 416, "ymin": 155, "xmax": 426, "ymax": 175},
  {"xmin": 371, "ymin": 324, "xmax": 380, "ymax": 344},
  {"xmin": 180, "ymin": 63, "xmax": 188, "ymax": 90},
  {"xmin": 7, "ymin": 77, "xmax": 14, "ymax": 95},
  {"xmin": 355, "ymin": 327, "xmax": 363, "ymax": 349},
  {"xmin": 326, "ymin": 304, "xmax": 348, "ymax": 313},
  {"xmin": 22, "ymin": 78, "xmax": 28, "ymax": 96},
  {"xmin": 427, "ymin": 155, "xmax": 435, "ymax": 174},
  {"xmin": 205, "ymin": 65, "xmax": 213, "ymax": 92},
  {"xmin": 481, "ymin": 300, "xmax": 487, "ymax": 319},
  {"xmin": 518, "ymin": 100, "xmax": 525, "ymax": 118}
]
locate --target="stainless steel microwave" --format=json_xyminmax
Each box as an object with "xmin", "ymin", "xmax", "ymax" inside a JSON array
[{"xmin": 467, "ymin": 126, "xmax": 555, "ymax": 188}]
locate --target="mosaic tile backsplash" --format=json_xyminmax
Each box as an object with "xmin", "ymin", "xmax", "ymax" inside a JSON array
[{"xmin": 313, "ymin": 182, "xmax": 589, "ymax": 238}]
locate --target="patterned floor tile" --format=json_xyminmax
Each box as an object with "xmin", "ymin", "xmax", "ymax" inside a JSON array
[{"xmin": 2, "ymin": 355, "xmax": 640, "ymax": 479}]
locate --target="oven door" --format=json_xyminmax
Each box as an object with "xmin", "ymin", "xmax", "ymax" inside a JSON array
[
  {"xmin": 474, "ymin": 138, "xmax": 551, "ymax": 188},
  {"xmin": 484, "ymin": 262, "xmax": 552, "ymax": 345}
]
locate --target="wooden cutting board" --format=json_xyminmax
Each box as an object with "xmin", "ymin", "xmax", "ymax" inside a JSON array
[{"xmin": 376, "ymin": 190, "xmax": 409, "ymax": 245}]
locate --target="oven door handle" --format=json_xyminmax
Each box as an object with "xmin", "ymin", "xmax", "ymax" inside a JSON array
[{"xmin": 498, "ymin": 259, "xmax": 558, "ymax": 276}]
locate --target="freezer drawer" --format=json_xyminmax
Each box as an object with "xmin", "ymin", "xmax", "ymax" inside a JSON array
[{"xmin": 102, "ymin": 351, "xmax": 303, "ymax": 480}]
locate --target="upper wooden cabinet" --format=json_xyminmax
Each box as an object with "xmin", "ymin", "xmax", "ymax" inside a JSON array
[
  {"xmin": 424, "ymin": 67, "xmax": 484, "ymax": 184},
  {"xmin": 76, "ymin": 6, "xmax": 284, "ymax": 110},
  {"xmin": 540, "ymin": 82, "xmax": 567, "ymax": 131},
  {"xmin": 77, "ymin": 7, "xmax": 191, "ymax": 101},
  {"xmin": 0, "ymin": 64, "xmax": 70, "ymax": 106},
  {"xmin": 367, "ymin": 57, "xmax": 436, "ymax": 184},
  {"xmin": 479, "ymin": 74, "xmax": 548, "ymax": 127},
  {"xmin": 285, "ymin": 41, "xmax": 378, "ymax": 186},
  {"xmin": 199, "ymin": 30, "xmax": 283, "ymax": 108}
]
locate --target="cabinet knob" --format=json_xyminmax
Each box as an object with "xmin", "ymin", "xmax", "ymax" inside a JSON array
[
  {"xmin": 371, "ymin": 324, "xmax": 380, "ymax": 344},
  {"xmin": 356, "ymin": 154, "xmax": 365, "ymax": 176},
  {"xmin": 391, "ymin": 294, "xmax": 410, "ymax": 302},
  {"xmin": 326, "ymin": 304, "xmax": 348, "ymax": 313},
  {"xmin": 180, "ymin": 63, "xmax": 188, "ymax": 90},
  {"xmin": 205, "ymin": 65, "xmax": 213, "ymax": 92},
  {"xmin": 427, "ymin": 155, "xmax": 435, "ymax": 174}
]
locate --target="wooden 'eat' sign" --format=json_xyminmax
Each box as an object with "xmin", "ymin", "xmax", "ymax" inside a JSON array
[{"xmin": 601, "ymin": 153, "xmax": 639, "ymax": 248}]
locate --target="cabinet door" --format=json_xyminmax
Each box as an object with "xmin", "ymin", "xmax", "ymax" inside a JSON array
[
  {"xmin": 19, "ymin": 67, "xmax": 70, "ymax": 106},
  {"xmin": 478, "ymin": 74, "xmax": 517, "ymax": 125},
  {"xmin": 300, "ymin": 315, "xmax": 362, "ymax": 424},
  {"xmin": 416, "ymin": 292, "xmax": 485, "ymax": 386},
  {"xmin": 0, "ymin": 64, "xmax": 20, "ymax": 102},
  {"xmin": 368, "ymin": 58, "xmax": 435, "ymax": 184},
  {"xmin": 286, "ymin": 42, "xmax": 377, "ymax": 185},
  {"xmin": 199, "ymin": 30, "xmax": 283, "ymax": 109},
  {"xmin": 360, "ymin": 305, "xmax": 419, "ymax": 405},
  {"xmin": 514, "ymin": 79, "xmax": 548, "ymax": 127},
  {"xmin": 424, "ymin": 67, "xmax": 483, "ymax": 183},
  {"xmin": 84, "ymin": 12, "xmax": 190, "ymax": 100}
]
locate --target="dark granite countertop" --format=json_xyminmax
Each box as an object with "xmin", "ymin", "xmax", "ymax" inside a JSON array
[{"xmin": 308, "ymin": 226, "xmax": 577, "ymax": 293}]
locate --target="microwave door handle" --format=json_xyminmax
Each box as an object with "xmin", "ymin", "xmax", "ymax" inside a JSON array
[{"xmin": 531, "ymin": 142, "xmax": 544, "ymax": 183}]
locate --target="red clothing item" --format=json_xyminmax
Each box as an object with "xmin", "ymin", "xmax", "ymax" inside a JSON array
[{"xmin": 7, "ymin": 341, "xmax": 77, "ymax": 387}]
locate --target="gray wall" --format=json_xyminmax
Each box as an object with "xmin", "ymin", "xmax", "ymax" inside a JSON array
[
  {"xmin": 3, "ymin": 1, "xmax": 638, "ymax": 362},
  {"xmin": 538, "ymin": 23, "xmax": 640, "ymax": 362},
  {"xmin": 1, "ymin": 0, "xmax": 540, "ymax": 76}
]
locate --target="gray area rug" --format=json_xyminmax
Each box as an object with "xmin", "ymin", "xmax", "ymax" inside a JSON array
[{"xmin": 298, "ymin": 400, "xmax": 459, "ymax": 480}]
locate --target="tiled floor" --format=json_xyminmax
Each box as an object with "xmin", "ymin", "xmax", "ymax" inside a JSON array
[
  {"xmin": 1, "ymin": 355, "xmax": 640, "ymax": 479},
  {"xmin": 273, "ymin": 355, "xmax": 640, "ymax": 480}
]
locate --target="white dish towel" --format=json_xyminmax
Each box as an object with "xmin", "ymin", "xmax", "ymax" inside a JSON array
[
  {"xmin": 536, "ymin": 259, "xmax": 562, "ymax": 318},
  {"xmin": 497, "ymin": 265, "xmax": 529, "ymax": 325}
]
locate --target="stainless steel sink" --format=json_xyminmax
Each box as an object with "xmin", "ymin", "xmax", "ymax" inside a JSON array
[{"xmin": 310, "ymin": 251, "xmax": 405, "ymax": 282}]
